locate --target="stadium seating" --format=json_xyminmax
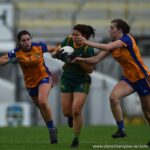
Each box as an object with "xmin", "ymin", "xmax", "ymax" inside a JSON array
[
  {"xmin": 4, "ymin": 0, "xmax": 150, "ymax": 43},
  {"xmin": 13, "ymin": 1, "xmax": 79, "ymax": 43}
]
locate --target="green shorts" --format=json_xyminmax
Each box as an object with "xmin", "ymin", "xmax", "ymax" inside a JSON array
[{"xmin": 60, "ymin": 75, "xmax": 91, "ymax": 94}]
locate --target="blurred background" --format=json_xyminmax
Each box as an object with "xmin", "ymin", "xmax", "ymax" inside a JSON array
[{"xmin": 0, "ymin": 0, "xmax": 150, "ymax": 127}]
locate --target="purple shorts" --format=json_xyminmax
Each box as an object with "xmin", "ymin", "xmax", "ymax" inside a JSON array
[
  {"xmin": 27, "ymin": 76, "xmax": 53, "ymax": 97},
  {"xmin": 121, "ymin": 76, "xmax": 150, "ymax": 96}
]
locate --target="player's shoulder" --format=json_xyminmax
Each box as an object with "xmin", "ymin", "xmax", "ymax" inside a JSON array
[
  {"xmin": 11, "ymin": 47, "xmax": 20, "ymax": 53},
  {"xmin": 120, "ymin": 34, "xmax": 132, "ymax": 42},
  {"xmin": 67, "ymin": 35, "xmax": 73, "ymax": 41},
  {"xmin": 32, "ymin": 42, "xmax": 47, "ymax": 47}
]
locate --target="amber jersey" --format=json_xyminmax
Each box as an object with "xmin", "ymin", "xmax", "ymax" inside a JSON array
[
  {"xmin": 8, "ymin": 42, "xmax": 50, "ymax": 88},
  {"xmin": 111, "ymin": 34, "xmax": 150, "ymax": 82}
]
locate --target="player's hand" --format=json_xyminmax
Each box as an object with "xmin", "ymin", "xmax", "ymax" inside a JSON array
[
  {"xmin": 51, "ymin": 49, "xmax": 68, "ymax": 61},
  {"xmin": 76, "ymin": 36, "xmax": 88, "ymax": 45},
  {"xmin": 51, "ymin": 49, "xmax": 64, "ymax": 58},
  {"xmin": 51, "ymin": 52, "xmax": 58, "ymax": 59},
  {"xmin": 52, "ymin": 49, "xmax": 76, "ymax": 63},
  {"xmin": 72, "ymin": 57, "xmax": 85, "ymax": 63},
  {"xmin": 8, "ymin": 57, "xmax": 19, "ymax": 64}
]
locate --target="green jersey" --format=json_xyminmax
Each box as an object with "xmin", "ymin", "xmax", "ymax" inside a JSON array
[{"xmin": 61, "ymin": 36, "xmax": 94, "ymax": 84}]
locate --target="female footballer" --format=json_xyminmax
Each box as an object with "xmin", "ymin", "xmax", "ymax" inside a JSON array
[
  {"xmin": 0, "ymin": 30, "xmax": 57, "ymax": 144},
  {"xmin": 73, "ymin": 19, "xmax": 150, "ymax": 146},
  {"xmin": 55, "ymin": 24, "xmax": 95, "ymax": 148}
]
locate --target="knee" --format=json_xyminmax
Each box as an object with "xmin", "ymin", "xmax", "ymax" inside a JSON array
[
  {"xmin": 143, "ymin": 111, "xmax": 150, "ymax": 121},
  {"xmin": 72, "ymin": 108, "xmax": 81, "ymax": 118},
  {"xmin": 63, "ymin": 111, "xmax": 72, "ymax": 117},
  {"xmin": 38, "ymin": 100, "xmax": 47, "ymax": 110},
  {"xmin": 109, "ymin": 94, "xmax": 120, "ymax": 106},
  {"xmin": 62, "ymin": 107, "xmax": 72, "ymax": 117}
]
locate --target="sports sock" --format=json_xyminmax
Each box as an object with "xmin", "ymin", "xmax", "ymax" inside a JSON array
[
  {"xmin": 116, "ymin": 120, "xmax": 125, "ymax": 130},
  {"xmin": 46, "ymin": 120, "xmax": 54, "ymax": 129},
  {"xmin": 68, "ymin": 116, "xmax": 73, "ymax": 120},
  {"xmin": 74, "ymin": 132, "xmax": 80, "ymax": 139}
]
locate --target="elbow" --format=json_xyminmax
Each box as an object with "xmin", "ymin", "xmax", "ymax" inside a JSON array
[
  {"xmin": 86, "ymin": 70, "xmax": 93, "ymax": 74},
  {"xmin": 86, "ymin": 66, "xmax": 94, "ymax": 74},
  {"xmin": 87, "ymin": 69, "xmax": 93, "ymax": 74}
]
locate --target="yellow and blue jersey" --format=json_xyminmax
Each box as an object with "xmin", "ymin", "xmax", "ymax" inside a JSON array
[
  {"xmin": 112, "ymin": 34, "xmax": 150, "ymax": 82},
  {"xmin": 8, "ymin": 42, "xmax": 50, "ymax": 88}
]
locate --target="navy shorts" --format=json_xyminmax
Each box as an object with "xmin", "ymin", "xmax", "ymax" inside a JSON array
[
  {"xmin": 27, "ymin": 76, "xmax": 53, "ymax": 97},
  {"xmin": 121, "ymin": 76, "xmax": 150, "ymax": 96}
]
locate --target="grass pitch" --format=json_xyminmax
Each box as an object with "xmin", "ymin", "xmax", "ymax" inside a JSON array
[{"xmin": 0, "ymin": 125, "xmax": 149, "ymax": 150}]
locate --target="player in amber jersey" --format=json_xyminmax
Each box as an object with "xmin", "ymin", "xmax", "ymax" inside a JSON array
[
  {"xmin": 0, "ymin": 30, "xmax": 57, "ymax": 144},
  {"xmin": 73, "ymin": 19, "xmax": 150, "ymax": 145},
  {"xmin": 54, "ymin": 24, "xmax": 95, "ymax": 148}
]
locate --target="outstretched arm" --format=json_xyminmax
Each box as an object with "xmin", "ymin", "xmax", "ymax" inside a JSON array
[
  {"xmin": 73, "ymin": 51, "xmax": 110, "ymax": 64},
  {"xmin": 47, "ymin": 44, "xmax": 61, "ymax": 53},
  {"xmin": 0, "ymin": 54, "xmax": 9, "ymax": 65},
  {"xmin": 77, "ymin": 36, "xmax": 123, "ymax": 51},
  {"xmin": 0, "ymin": 53, "xmax": 18, "ymax": 65}
]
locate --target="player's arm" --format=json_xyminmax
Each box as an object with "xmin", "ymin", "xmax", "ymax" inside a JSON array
[
  {"xmin": 73, "ymin": 51, "xmax": 110, "ymax": 64},
  {"xmin": 47, "ymin": 44, "xmax": 61, "ymax": 53},
  {"xmin": 0, "ymin": 52, "xmax": 18, "ymax": 65},
  {"xmin": 0, "ymin": 54, "xmax": 9, "ymax": 65},
  {"xmin": 77, "ymin": 61, "xmax": 94, "ymax": 74},
  {"xmin": 77, "ymin": 36, "xmax": 123, "ymax": 51}
]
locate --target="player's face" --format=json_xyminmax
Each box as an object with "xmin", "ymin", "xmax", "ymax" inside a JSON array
[
  {"xmin": 109, "ymin": 22, "xmax": 121, "ymax": 40},
  {"xmin": 72, "ymin": 30, "xmax": 83, "ymax": 45},
  {"xmin": 19, "ymin": 34, "xmax": 32, "ymax": 51}
]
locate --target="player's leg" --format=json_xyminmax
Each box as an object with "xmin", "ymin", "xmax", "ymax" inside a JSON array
[
  {"xmin": 28, "ymin": 76, "xmax": 53, "ymax": 124},
  {"xmin": 38, "ymin": 82, "xmax": 57, "ymax": 144},
  {"xmin": 140, "ymin": 95, "xmax": 150, "ymax": 147},
  {"xmin": 28, "ymin": 80, "xmax": 57, "ymax": 144},
  {"xmin": 139, "ymin": 95, "xmax": 150, "ymax": 147},
  {"xmin": 61, "ymin": 92, "xmax": 73, "ymax": 127},
  {"xmin": 139, "ymin": 95, "xmax": 150, "ymax": 125},
  {"xmin": 132, "ymin": 76, "xmax": 150, "ymax": 147},
  {"xmin": 68, "ymin": 116, "xmax": 73, "ymax": 128},
  {"xmin": 60, "ymin": 76, "xmax": 74, "ymax": 128},
  {"xmin": 69, "ymin": 80, "xmax": 90, "ymax": 147},
  {"xmin": 38, "ymin": 83, "xmax": 53, "ymax": 125},
  {"xmin": 70, "ymin": 92, "xmax": 87, "ymax": 148},
  {"xmin": 109, "ymin": 80, "xmax": 134, "ymax": 138}
]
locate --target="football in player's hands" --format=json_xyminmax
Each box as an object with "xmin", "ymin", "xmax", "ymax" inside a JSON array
[
  {"xmin": 60, "ymin": 46, "xmax": 74, "ymax": 55},
  {"xmin": 53, "ymin": 46, "xmax": 75, "ymax": 62}
]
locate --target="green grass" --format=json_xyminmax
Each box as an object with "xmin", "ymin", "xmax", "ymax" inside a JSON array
[{"xmin": 0, "ymin": 125, "xmax": 149, "ymax": 150}]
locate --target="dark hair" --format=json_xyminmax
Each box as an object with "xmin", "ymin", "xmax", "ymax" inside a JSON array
[
  {"xmin": 111, "ymin": 19, "xmax": 130, "ymax": 34},
  {"xmin": 17, "ymin": 30, "xmax": 32, "ymax": 42},
  {"xmin": 73, "ymin": 24, "xmax": 95, "ymax": 39}
]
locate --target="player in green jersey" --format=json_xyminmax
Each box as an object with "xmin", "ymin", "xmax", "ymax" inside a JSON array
[{"xmin": 54, "ymin": 24, "xmax": 95, "ymax": 148}]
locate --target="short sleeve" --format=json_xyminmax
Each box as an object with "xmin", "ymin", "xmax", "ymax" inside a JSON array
[
  {"xmin": 120, "ymin": 34, "xmax": 132, "ymax": 48},
  {"xmin": 8, "ymin": 49, "xmax": 17, "ymax": 59},
  {"xmin": 32, "ymin": 42, "xmax": 48, "ymax": 53},
  {"xmin": 39, "ymin": 42, "xmax": 48, "ymax": 53}
]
